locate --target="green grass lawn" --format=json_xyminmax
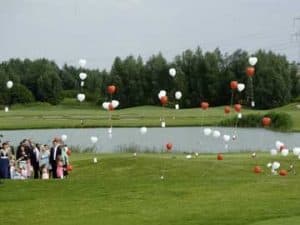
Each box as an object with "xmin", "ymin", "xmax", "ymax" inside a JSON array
[
  {"xmin": 1, "ymin": 152, "xmax": 300, "ymax": 225},
  {"xmin": 0, "ymin": 99, "xmax": 299, "ymax": 130}
]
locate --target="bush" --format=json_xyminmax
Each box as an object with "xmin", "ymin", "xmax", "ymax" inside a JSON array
[{"xmin": 219, "ymin": 112, "xmax": 293, "ymax": 131}]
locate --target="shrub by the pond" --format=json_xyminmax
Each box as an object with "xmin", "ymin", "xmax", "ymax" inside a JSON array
[{"xmin": 219, "ymin": 112, "xmax": 293, "ymax": 131}]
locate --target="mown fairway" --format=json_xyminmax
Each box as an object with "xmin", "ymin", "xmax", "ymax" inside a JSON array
[
  {"xmin": 1, "ymin": 153, "xmax": 299, "ymax": 225},
  {"xmin": 0, "ymin": 99, "xmax": 299, "ymax": 130}
]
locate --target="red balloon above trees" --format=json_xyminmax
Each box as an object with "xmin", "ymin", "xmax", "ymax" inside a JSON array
[
  {"xmin": 230, "ymin": 81, "xmax": 238, "ymax": 90},
  {"xmin": 107, "ymin": 85, "xmax": 116, "ymax": 94},
  {"xmin": 160, "ymin": 96, "xmax": 168, "ymax": 105},
  {"xmin": 246, "ymin": 67, "xmax": 255, "ymax": 77}
]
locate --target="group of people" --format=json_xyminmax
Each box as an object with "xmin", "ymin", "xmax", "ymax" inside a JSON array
[{"xmin": 0, "ymin": 137, "xmax": 71, "ymax": 180}]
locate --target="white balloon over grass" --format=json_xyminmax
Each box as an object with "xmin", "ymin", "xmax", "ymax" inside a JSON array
[
  {"xmin": 140, "ymin": 126, "xmax": 147, "ymax": 135},
  {"xmin": 270, "ymin": 149, "xmax": 278, "ymax": 156},
  {"xmin": 158, "ymin": 90, "xmax": 167, "ymax": 99},
  {"xmin": 77, "ymin": 93, "xmax": 85, "ymax": 102},
  {"xmin": 102, "ymin": 102, "xmax": 110, "ymax": 110},
  {"xmin": 293, "ymin": 147, "xmax": 300, "ymax": 156},
  {"xmin": 6, "ymin": 80, "xmax": 13, "ymax": 89},
  {"xmin": 175, "ymin": 91, "xmax": 182, "ymax": 100},
  {"xmin": 281, "ymin": 148, "xmax": 289, "ymax": 157},
  {"xmin": 111, "ymin": 100, "xmax": 119, "ymax": 109},
  {"xmin": 272, "ymin": 161, "xmax": 280, "ymax": 170},
  {"xmin": 169, "ymin": 68, "xmax": 176, "ymax": 77},
  {"xmin": 267, "ymin": 162, "xmax": 272, "ymax": 168},
  {"xmin": 175, "ymin": 104, "xmax": 179, "ymax": 110},
  {"xmin": 275, "ymin": 141, "xmax": 284, "ymax": 150}
]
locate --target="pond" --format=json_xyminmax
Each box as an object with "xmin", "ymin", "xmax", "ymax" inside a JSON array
[{"xmin": 1, "ymin": 127, "xmax": 299, "ymax": 153}]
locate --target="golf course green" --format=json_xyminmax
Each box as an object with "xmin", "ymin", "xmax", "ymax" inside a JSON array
[{"xmin": 1, "ymin": 152, "xmax": 299, "ymax": 225}]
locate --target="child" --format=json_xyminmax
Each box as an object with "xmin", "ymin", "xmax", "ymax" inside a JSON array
[
  {"xmin": 41, "ymin": 164, "xmax": 49, "ymax": 180},
  {"xmin": 56, "ymin": 155, "xmax": 64, "ymax": 179}
]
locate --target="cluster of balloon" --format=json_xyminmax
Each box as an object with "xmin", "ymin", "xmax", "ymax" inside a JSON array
[
  {"xmin": 103, "ymin": 85, "xmax": 118, "ymax": 138},
  {"xmin": 4, "ymin": 80, "xmax": 14, "ymax": 112},
  {"xmin": 158, "ymin": 90, "xmax": 168, "ymax": 127},
  {"xmin": 174, "ymin": 91, "xmax": 182, "ymax": 110},
  {"xmin": 77, "ymin": 59, "xmax": 88, "ymax": 125},
  {"xmin": 247, "ymin": 57, "xmax": 258, "ymax": 107}
]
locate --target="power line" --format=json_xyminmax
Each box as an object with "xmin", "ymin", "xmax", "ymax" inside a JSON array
[{"xmin": 292, "ymin": 17, "xmax": 300, "ymax": 64}]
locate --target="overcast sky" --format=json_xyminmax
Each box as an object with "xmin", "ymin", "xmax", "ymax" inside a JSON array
[{"xmin": 1, "ymin": 0, "xmax": 300, "ymax": 69}]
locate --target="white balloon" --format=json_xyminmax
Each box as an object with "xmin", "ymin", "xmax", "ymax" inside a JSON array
[
  {"xmin": 292, "ymin": 147, "xmax": 300, "ymax": 156},
  {"xmin": 169, "ymin": 68, "xmax": 176, "ymax": 77},
  {"xmin": 223, "ymin": 134, "xmax": 230, "ymax": 142},
  {"xmin": 77, "ymin": 93, "xmax": 85, "ymax": 102},
  {"xmin": 275, "ymin": 141, "xmax": 284, "ymax": 150},
  {"xmin": 161, "ymin": 121, "xmax": 166, "ymax": 128},
  {"xmin": 203, "ymin": 128, "xmax": 212, "ymax": 136},
  {"xmin": 61, "ymin": 134, "xmax": 68, "ymax": 142},
  {"xmin": 186, "ymin": 154, "xmax": 192, "ymax": 159},
  {"xmin": 267, "ymin": 163, "xmax": 272, "ymax": 168},
  {"xmin": 108, "ymin": 127, "xmax": 112, "ymax": 134},
  {"xmin": 90, "ymin": 136, "xmax": 98, "ymax": 144},
  {"xmin": 4, "ymin": 106, "xmax": 9, "ymax": 112},
  {"xmin": 158, "ymin": 90, "xmax": 167, "ymax": 99},
  {"xmin": 248, "ymin": 57, "xmax": 258, "ymax": 66},
  {"xmin": 251, "ymin": 101, "xmax": 255, "ymax": 107},
  {"xmin": 272, "ymin": 161, "xmax": 280, "ymax": 170},
  {"xmin": 270, "ymin": 149, "xmax": 278, "ymax": 156},
  {"xmin": 6, "ymin": 80, "xmax": 13, "ymax": 89},
  {"xmin": 140, "ymin": 126, "xmax": 147, "ymax": 135},
  {"xmin": 102, "ymin": 102, "xmax": 110, "ymax": 110},
  {"xmin": 213, "ymin": 130, "xmax": 221, "ymax": 138},
  {"xmin": 111, "ymin": 100, "xmax": 119, "ymax": 109},
  {"xmin": 237, "ymin": 113, "xmax": 242, "ymax": 119},
  {"xmin": 93, "ymin": 157, "xmax": 98, "ymax": 163},
  {"xmin": 80, "ymin": 81, "xmax": 84, "ymax": 87},
  {"xmin": 79, "ymin": 72, "xmax": 87, "ymax": 80},
  {"xmin": 175, "ymin": 91, "xmax": 182, "ymax": 100},
  {"xmin": 281, "ymin": 148, "xmax": 289, "ymax": 157},
  {"xmin": 237, "ymin": 83, "xmax": 245, "ymax": 92},
  {"xmin": 79, "ymin": 59, "xmax": 87, "ymax": 67},
  {"xmin": 175, "ymin": 104, "xmax": 179, "ymax": 110}
]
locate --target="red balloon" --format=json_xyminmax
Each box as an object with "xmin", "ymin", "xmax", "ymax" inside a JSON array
[
  {"xmin": 67, "ymin": 164, "xmax": 73, "ymax": 172},
  {"xmin": 201, "ymin": 102, "xmax": 209, "ymax": 110},
  {"xmin": 166, "ymin": 142, "xmax": 173, "ymax": 151},
  {"xmin": 160, "ymin": 96, "xmax": 168, "ymax": 105},
  {"xmin": 107, "ymin": 85, "xmax": 116, "ymax": 94},
  {"xmin": 108, "ymin": 103, "xmax": 114, "ymax": 111},
  {"xmin": 217, "ymin": 153, "xmax": 224, "ymax": 160},
  {"xmin": 279, "ymin": 169, "xmax": 288, "ymax": 176},
  {"xmin": 66, "ymin": 148, "xmax": 71, "ymax": 156},
  {"xmin": 262, "ymin": 117, "xmax": 271, "ymax": 127},
  {"xmin": 224, "ymin": 106, "xmax": 231, "ymax": 114},
  {"xmin": 253, "ymin": 166, "xmax": 262, "ymax": 174},
  {"xmin": 230, "ymin": 81, "xmax": 238, "ymax": 90},
  {"xmin": 246, "ymin": 67, "xmax": 255, "ymax": 77},
  {"xmin": 234, "ymin": 104, "xmax": 242, "ymax": 112}
]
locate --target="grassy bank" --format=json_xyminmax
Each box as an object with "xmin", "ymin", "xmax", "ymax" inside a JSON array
[
  {"xmin": 0, "ymin": 152, "xmax": 300, "ymax": 225},
  {"xmin": 0, "ymin": 99, "xmax": 299, "ymax": 131}
]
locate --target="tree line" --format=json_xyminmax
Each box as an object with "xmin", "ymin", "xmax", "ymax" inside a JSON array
[{"xmin": 0, "ymin": 47, "xmax": 299, "ymax": 109}]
